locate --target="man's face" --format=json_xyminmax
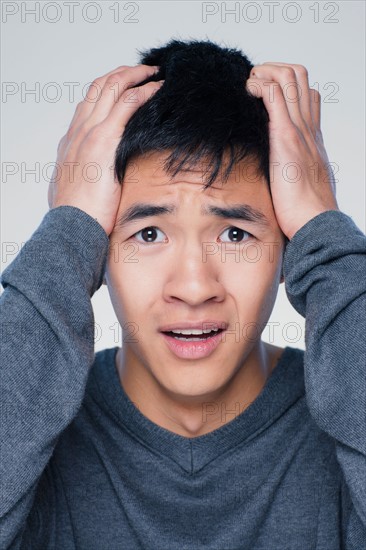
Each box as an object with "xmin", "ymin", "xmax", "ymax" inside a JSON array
[{"xmin": 105, "ymin": 150, "xmax": 286, "ymax": 399}]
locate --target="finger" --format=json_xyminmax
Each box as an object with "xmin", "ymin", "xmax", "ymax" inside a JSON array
[
  {"xmin": 309, "ymin": 88, "xmax": 321, "ymax": 131},
  {"xmin": 68, "ymin": 65, "xmax": 132, "ymax": 128},
  {"xmin": 70, "ymin": 64, "xmax": 158, "ymax": 131},
  {"xmin": 250, "ymin": 64, "xmax": 305, "ymax": 131},
  {"xmin": 262, "ymin": 62, "xmax": 314, "ymax": 134},
  {"xmin": 246, "ymin": 77, "xmax": 294, "ymax": 133},
  {"xmin": 84, "ymin": 65, "xmax": 132, "ymax": 103},
  {"xmin": 86, "ymin": 64, "xmax": 160, "ymax": 126},
  {"xmin": 98, "ymin": 80, "xmax": 164, "ymax": 139}
]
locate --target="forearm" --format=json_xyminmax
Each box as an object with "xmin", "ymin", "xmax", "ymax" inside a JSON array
[
  {"xmin": 283, "ymin": 209, "xmax": 366, "ymax": 451},
  {"xmin": 0, "ymin": 206, "xmax": 109, "ymax": 547}
]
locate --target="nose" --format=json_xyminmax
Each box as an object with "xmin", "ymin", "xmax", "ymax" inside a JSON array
[{"xmin": 163, "ymin": 243, "xmax": 226, "ymax": 306}]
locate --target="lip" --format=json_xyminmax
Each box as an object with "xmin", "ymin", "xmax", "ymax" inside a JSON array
[
  {"xmin": 160, "ymin": 323, "xmax": 227, "ymax": 360},
  {"xmin": 159, "ymin": 320, "xmax": 228, "ymax": 332}
]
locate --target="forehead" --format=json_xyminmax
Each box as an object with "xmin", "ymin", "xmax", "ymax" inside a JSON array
[
  {"xmin": 117, "ymin": 151, "xmax": 283, "ymax": 237},
  {"xmin": 123, "ymin": 150, "xmax": 269, "ymax": 200}
]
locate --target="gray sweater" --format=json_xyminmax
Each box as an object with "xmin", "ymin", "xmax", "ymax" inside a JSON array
[{"xmin": 0, "ymin": 205, "xmax": 365, "ymax": 550}]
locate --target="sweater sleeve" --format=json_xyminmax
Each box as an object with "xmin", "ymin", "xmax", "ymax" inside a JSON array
[
  {"xmin": 282, "ymin": 209, "xmax": 366, "ymax": 547},
  {"xmin": 0, "ymin": 206, "xmax": 109, "ymax": 549}
]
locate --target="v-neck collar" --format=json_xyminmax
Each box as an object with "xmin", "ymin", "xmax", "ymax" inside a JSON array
[{"xmin": 90, "ymin": 346, "xmax": 304, "ymax": 474}]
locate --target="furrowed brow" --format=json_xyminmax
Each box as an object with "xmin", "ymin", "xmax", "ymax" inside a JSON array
[
  {"xmin": 115, "ymin": 203, "xmax": 176, "ymax": 228},
  {"xmin": 202, "ymin": 204, "xmax": 270, "ymax": 227},
  {"xmin": 115, "ymin": 202, "xmax": 269, "ymax": 229}
]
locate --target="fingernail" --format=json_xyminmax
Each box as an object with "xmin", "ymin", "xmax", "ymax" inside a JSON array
[
  {"xmin": 151, "ymin": 82, "xmax": 164, "ymax": 96},
  {"xmin": 154, "ymin": 66, "xmax": 160, "ymax": 74}
]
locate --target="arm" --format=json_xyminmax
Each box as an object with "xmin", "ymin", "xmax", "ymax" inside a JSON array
[
  {"xmin": 246, "ymin": 61, "xmax": 365, "ymax": 544},
  {"xmin": 0, "ymin": 64, "xmax": 163, "ymax": 549},
  {"xmin": 0, "ymin": 206, "xmax": 108, "ymax": 548},
  {"xmin": 283, "ymin": 209, "xmax": 366, "ymax": 544}
]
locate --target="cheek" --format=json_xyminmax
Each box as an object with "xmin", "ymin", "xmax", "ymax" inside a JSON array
[
  {"xmin": 220, "ymin": 247, "xmax": 282, "ymax": 323},
  {"xmin": 106, "ymin": 239, "xmax": 283, "ymax": 329},
  {"xmin": 105, "ymin": 244, "xmax": 162, "ymax": 321}
]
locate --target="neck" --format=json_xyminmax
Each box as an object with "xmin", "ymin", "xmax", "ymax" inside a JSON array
[{"xmin": 115, "ymin": 341, "xmax": 283, "ymax": 438}]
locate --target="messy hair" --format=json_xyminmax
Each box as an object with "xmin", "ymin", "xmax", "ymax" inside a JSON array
[{"xmin": 114, "ymin": 38, "xmax": 270, "ymax": 189}]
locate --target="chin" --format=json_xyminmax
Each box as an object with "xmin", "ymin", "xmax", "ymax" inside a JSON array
[{"xmin": 155, "ymin": 369, "xmax": 230, "ymax": 401}]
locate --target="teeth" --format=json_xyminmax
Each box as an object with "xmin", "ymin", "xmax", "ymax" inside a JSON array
[
  {"xmin": 170, "ymin": 328, "xmax": 220, "ymax": 335},
  {"xmin": 173, "ymin": 336, "xmax": 208, "ymax": 341}
]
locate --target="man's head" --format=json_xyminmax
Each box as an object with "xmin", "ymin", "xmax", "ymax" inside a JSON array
[
  {"xmin": 114, "ymin": 38, "xmax": 271, "ymax": 189},
  {"xmin": 104, "ymin": 39, "xmax": 286, "ymax": 402}
]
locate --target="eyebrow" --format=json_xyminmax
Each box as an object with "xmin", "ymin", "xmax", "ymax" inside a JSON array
[{"xmin": 115, "ymin": 202, "xmax": 270, "ymax": 229}]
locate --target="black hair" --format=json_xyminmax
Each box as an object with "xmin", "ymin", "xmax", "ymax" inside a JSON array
[{"xmin": 114, "ymin": 38, "xmax": 270, "ymax": 189}]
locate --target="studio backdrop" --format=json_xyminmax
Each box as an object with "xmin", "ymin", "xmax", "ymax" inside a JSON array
[{"xmin": 1, "ymin": 0, "xmax": 365, "ymax": 352}]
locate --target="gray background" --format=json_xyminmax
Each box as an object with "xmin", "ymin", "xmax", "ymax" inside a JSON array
[{"xmin": 1, "ymin": 1, "xmax": 365, "ymax": 351}]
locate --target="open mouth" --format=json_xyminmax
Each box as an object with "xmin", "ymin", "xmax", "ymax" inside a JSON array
[
  {"xmin": 160, "ymin": 325, "xmax": 227, "ymax": 359},
  {"xmin": 161, "ymin": 328, "xmax": 225, "ymax": 341}
]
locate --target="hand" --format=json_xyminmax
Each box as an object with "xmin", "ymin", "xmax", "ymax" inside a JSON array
[
  {"xmin": 246, "ymin": 62, "xmax": 339, "ymax": 240},
  {"xmin": 48, "ymin": 64, "xmax": 164, "ymax": 236}
]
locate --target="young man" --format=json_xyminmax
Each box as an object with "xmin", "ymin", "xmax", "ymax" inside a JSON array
[{"xmin": 1, "ymin": 39, "xmax": 365, "ymax": 549}]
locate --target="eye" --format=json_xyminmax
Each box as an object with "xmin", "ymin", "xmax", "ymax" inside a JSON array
[
  {"xmin": 218, "ymin": 226, "xmax": 253, "ymax": 243},
  {"xmin": 132, "ymin": 226, "xmax": 167, "ymax": 243}
]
